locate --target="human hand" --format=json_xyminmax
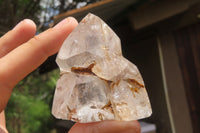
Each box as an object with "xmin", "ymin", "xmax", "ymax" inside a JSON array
[
  {"xmin": 0, "ymin": 18, "xmax": 78, "ymax": 111},
  {"xmin": 0, "ymin": 18, "xmax": 141, "ymax": 133}
]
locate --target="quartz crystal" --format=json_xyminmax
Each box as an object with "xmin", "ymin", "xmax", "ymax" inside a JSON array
[{"xmin": 52, "ymin": 13, "xmax": 152, "ymax": 123}]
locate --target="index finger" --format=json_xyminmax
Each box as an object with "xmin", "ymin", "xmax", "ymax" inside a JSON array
[{"xmin": 0, "ymin": 17, "xmax": 78, "ymax": 111}]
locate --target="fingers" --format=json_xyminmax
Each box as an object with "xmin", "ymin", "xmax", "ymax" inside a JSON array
[
  {"xmin": 0, "ymin": 110, "xmax": 8, "ymax": 133},
  {"xmin": 0, "ymin": 17, "xmax": 78, "ymax": 111},
  {"xmin": 69, "ymin": 120, "xmax": 141, "ymax": 133},
  {"xmin": 0, "ymin": 19, "xmax": 36, "ymax": 58},
  {"xmin": 0, "ymin": 111, "xmax": 6, "ymax": 127}
]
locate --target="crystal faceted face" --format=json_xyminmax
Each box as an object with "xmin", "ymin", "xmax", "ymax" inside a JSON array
[{"xmin": 52, "ymin": 13, "xmax": 152, "ymax": 123}]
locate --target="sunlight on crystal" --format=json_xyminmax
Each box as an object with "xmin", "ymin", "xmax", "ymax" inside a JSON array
[{"xmin": 52, "ymin": 13, "xmax": 152, "ymax": 123}]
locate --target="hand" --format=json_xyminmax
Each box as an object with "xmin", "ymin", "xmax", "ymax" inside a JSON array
[
  {"xmin": 0, "ymin": 18, "xmax": 77, "ymax": 111},
  {"xmin": 69, "ymin": 120, "xmax": 141, "ymax": 133},
  {"xmin": 0, "ymin": 18, "xmax": 141, "ymax": 133}
]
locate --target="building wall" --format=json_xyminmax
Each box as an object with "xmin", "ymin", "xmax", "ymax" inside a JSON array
[
  {"xmin": 174, "ymin": 23, "xmax": 200, "ymax": 133},
  {"xmin": 124, "ymin": 36, "xmax": 173, "ymax": 133}
]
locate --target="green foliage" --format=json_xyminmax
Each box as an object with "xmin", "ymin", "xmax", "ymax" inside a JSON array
[
  {"xmin": 6, "ymin": 69, "xmax": 60, "ymax": 133},
  {"xmin": 0, "ymin": 0, "xmax": 42, "ymax": 30}
]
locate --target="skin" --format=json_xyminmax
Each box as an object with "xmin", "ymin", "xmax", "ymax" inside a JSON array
[
  {"xmin": 0, "ymin": 18, "xmax": 141, "ymax": 133},
  {"xmin": 0, "ymin": 111, "xmax": 7, "ymax": 133}
]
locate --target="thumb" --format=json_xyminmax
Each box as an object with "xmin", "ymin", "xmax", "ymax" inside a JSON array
[{"xmin": 69, "ymin": 120, "xmax": 141, "ymax": 133}]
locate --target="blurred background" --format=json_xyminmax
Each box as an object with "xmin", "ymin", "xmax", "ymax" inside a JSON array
[{"xmin": 0, "ymin": 0, "xmax": 200, "ymax": 133}]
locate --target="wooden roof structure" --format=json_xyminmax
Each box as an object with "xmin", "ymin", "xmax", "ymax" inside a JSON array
[
  {"xmin": 52, "ymin": 0, "xmax": 138, "ymax": 24},
  {"xmin": 52, "ymin": 0, "xmax": 200, "ymax": 30}
]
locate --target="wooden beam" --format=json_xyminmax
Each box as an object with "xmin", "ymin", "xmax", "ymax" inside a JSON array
[
  {"xmin": 129, "ymin": 0, "xmax": 195, "ymax": 30},
  {"xmin": 176, "ymin": 2, "xmax": 200, "ymax": 29},
  {"xmin": 53, "ymin": 0, "xmax": 138, "ymax": 24},
  {"xmin": 157, "ymin": 32, "xmax": 193, "ymax": 133},
  {"xmin": 54, "ymin": 0, "xmax": 115, "ymax": 20},
  {"xmin": 174, "ymin": 24, "xmax": 200, "ymax": 133}
]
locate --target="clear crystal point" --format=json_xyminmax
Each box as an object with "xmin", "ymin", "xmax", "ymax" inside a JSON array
[{"xmin": 52, "ymin": 13, "xmax": 152, "ymax": 123}]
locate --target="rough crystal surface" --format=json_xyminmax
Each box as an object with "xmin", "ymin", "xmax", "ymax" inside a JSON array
[{"xmin": 52, "ymin": 13, "xmax": 152, "ymax": 123}]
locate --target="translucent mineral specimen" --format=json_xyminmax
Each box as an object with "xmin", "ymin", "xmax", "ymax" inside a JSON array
[{"xmin": 52, "ymin": 13, "xmax": 152, "ymax": 123}]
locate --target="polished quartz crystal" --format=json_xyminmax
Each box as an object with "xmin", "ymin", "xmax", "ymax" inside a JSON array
[{"xmin": 52, "ymin": 13, "xmax": 152, "ymax": 123}]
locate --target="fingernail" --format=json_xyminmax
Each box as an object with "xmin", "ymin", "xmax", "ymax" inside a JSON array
[
  {"xmin": 13, "ymin": 20, "xmax": 23, "ymax": 30},
  {"xmin": 13, "ymin": 19, "xmax": 35, "ymax": 30},
  {"xmin": 53, "ymin": 18, "xmax": 72, "ymax": 29},
  {"xmin": 23, "ymin": 19, "xmax": 35, "ymax": 27}
]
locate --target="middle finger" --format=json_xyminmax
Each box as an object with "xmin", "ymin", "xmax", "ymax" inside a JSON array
[{"xmin": 0, "ymin": 19, "xmax": 36, "ymax": 58}]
